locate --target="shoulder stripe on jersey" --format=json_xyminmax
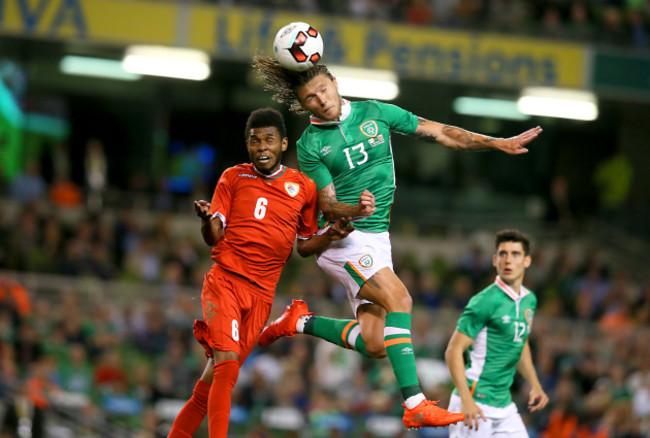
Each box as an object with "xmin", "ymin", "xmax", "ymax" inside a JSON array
[{"xmin": 494, "ymin": 276, "xmax": 530, "ymax": 301}]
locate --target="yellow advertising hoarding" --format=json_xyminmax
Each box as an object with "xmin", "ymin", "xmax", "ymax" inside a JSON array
[{"xmin": 0, "ymin": 0, "xmax": 588, "ymax": 89}]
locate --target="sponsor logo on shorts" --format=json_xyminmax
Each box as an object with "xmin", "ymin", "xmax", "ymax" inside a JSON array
[
  {"xmin": 285, "ymin": 182, "xmax": 300, "ymax": 197},
  {"xmin": 360, "ymin": 120, "xmax": 379, "ymax": 137},
  {"xmin": 401, "ymin": 346, "xmax": 414, "ymax": 355},
  {"xmin": 359, "ymin": 254, "xmax": 373, "ymax": 268}
]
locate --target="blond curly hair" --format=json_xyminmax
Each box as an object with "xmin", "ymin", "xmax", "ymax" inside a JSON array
[{"xmin": 252, "ymin": 55, "xmax": 333, "ymax": 114}]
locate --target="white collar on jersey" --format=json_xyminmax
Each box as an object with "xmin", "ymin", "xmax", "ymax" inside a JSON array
[
  {"xmin": 253, "ymin": 164, "xmax": 284, "ymax": 179},
  {"xmin": 309, "ymin": 99, "xmax": 351, "ymax": 126},
  {"xmin": 494, "ymin": 276, "xmax": 530, "ymax": 301}
]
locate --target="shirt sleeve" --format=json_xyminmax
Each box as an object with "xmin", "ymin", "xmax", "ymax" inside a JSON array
[
  {"xmin": 209, "ymin": 167, "xmax": 235, "ymax": 222},
  {"xmin": 297, "ymin": 134, "xmax": 333, "ymax": 191},
  {"xmin": 374, "ymin": 101, "xmax": 419, "ymax": 135},
  {"xmin": 456, "ymin": 293, "xmax": 492, "ymax": 339},
  {"xmin": 296, "ymin": 175, "xmax": 320, "ymax": 238}
]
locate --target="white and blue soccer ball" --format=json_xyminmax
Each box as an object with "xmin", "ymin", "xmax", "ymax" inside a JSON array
[{"xmin": 273, "ymin": 22, "xmax": 324, "ymax": 72}]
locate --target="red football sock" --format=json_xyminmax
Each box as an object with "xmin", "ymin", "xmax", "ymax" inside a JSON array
[
  {"xmin": 168, "ymin": 379, "xmax": 211, "ymax": 438},
  {"xmin": 207, "ymin": 360, "xmax": 240, "ymax": 438}
]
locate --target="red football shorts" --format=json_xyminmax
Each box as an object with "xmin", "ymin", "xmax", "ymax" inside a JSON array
[{"xmin": 201, "ymin": 265, "xmax": 273, "ymax": 364}]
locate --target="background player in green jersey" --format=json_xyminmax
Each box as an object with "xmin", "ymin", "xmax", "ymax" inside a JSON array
[
  {"xmin": 445, "ymin": 229, "xmax": 549, "ymax": 437},
  {"xmin": 253, "ymin": 57, "xmax": 541, "ymax": 430}
]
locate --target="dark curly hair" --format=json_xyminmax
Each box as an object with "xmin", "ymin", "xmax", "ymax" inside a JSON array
[
  {"xmin": 252, "ymin": 55, "xmax": 333, "ymax": 114},
  {"xmin": 244, "ymin": 107, "xmax": 286, "ymax": 141},
  {"xmin": 495, "ymin": 229, "xmax": 531, "ymax": 255}
]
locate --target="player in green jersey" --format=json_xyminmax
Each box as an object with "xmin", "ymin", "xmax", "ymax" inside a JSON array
[
  {"xmin": 252, "ymin": 57, "xmax": 542, "ymax": 430},
  {"xmin": 445, "ymin": 229, "xmax": 548, "ymax": 437}
]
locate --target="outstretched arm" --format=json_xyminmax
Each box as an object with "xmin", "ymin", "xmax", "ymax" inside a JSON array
[
  {"xmin": 445, "ymin": 330, "xmax": 487, "ymax": 431},
  {"xmin": 517, "ymin": 341, "xmax": 549, "ymax": 412},
  {"xmin": 194, "ymin": 200, "xmax": 224, "ymax": 246},
  {"xmin": 296, "ymin": 216, "xmax": 355, "ymax": 257},
  {"xmin": 318, "ymin": 185, "xmax": 376, "ymax": 221},
  {"xmin": 414, "ymin": 117, "xmax": 542, "ymax": 155}
]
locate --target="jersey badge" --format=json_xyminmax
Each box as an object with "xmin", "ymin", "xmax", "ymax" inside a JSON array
[
  {"xmin": 360, "ymin": 120, "xmax": 379, "ymax": 137},
  {"xmin": 320, "ymin": 145, "xmax": 332, "ymax": 156},
  {"xmin": 359, "ymin": 254, "xmax": 373, "ymax": 268},
  {"xmin": 368, "ymin": 134, "xmax": 385, "ymax": 148},
  {"xmin": 525, "ymin": 309, "xmax": 534, "ymax": 326},
  {"xmin": 501, "ymin": 315, "xmax": 511, "ymax": 324},
  {"xmin": 285, "ymin": 182, "xmax": 300, "ymax": 197}
]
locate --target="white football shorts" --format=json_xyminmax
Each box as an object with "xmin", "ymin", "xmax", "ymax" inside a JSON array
[
  {"xmin": 447, "ymin": 393, "xmax": 528, "ymax": 438},
  {"xmin": 316, "ymin": 229, "xmax": 392, "ymax": 316}
]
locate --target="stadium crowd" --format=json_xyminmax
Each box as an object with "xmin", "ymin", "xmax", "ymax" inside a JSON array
[
  {"xmin": 190, "ymin": 0, "xmax": 650, "ymax": 50},
  {"xmin": 0, "ymin": 188, "xmax": 648, "ymax": 437}
]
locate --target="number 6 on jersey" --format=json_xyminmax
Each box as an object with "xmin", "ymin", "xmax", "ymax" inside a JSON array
[{"xmin": 254, "ymin": 197, "xmax": 268, "ymax": 219}]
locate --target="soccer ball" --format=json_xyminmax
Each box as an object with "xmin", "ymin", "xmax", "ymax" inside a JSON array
[{"xmin": 273, "ymin": 22, "xmax": 324, "ymax": 72}]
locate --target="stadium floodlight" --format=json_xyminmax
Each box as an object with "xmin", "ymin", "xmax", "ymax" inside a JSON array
[
  {"xmin": 60, "ymin": 56, "xmax": 141, "ymax": 81},
  {"xmin": 328, "ymin": 65, "xmax": 399, "ymax": 101},
  {"xmin": 518, "ymin": 87, "xmax": 598, "ymax": 121},
  {"xmin": 122, "ymin": 45, "xmax": 211, "ymax": 81},
  {"xmin": 453, "ymin": 97, "xmax": 531, "ymax": 121}
]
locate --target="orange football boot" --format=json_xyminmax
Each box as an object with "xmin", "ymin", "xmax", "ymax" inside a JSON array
[
  {"xmin": 258, "ymin": 300, "xmax": 312, "ymax": 347},
  {"xmin": 402, "ymin": 400, "xmax": 465, "ymax": 429}
]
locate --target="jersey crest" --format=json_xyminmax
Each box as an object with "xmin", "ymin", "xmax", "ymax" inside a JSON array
[
  {"xmin": 525, "ymin": 308, "xmax": 534, "ymax": 326},
  {"xmin": 359, "ymin": 120, "xmax": 379, "ymax": 137},
  {"xmin": 285, "ymin": 182, "xmax": 300, "ymax": 197}
]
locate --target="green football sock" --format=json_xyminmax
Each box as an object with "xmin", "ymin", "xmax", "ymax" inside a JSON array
[
  {"xmin": 304, "ymin": 316, "xmax": 370, "ymax": 357},
  {"xmin": 384, "ymin": 312, "xmax": 422, "ymax": 399}
]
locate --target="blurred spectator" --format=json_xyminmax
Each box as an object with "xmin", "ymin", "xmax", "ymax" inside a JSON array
[
  {"xmin": 598, "ymin": 5, "xmax": 630, "ymax": 46},
  {"xmin": 48, "ymin": 175, "xmax": 83, "ymax": 208},
  {"xmin": 547, "ymin": 175, "xmax": 574, "ymax": 230},
  {"xmin": 567, "ymin": 0, "xmax": 596, "ymax": 41},
  {"xmin": 627, "ymin": 7, "xmax": 649, "ymax": 50},
  {"xmin": 487, "ymin": 0, "xmax": 531, "ymax": 34},
  {"xmin": 405, "ymin": 0, "xmax": 434, "ymax": 25},
  {"xmin": 84, "ymin": 138, "xmax": 108, "ymax": 212},
  {"xmin": 593, "ymin": 151, "xmax": 633, "ymax": 212},
  {"xmin": 56, "ymin": 342, "xmax": 94, "ymax": 395},
  {"xmin": 540, "ymin": 6, "xmax": 566, "ymax": 39},
  {"xmin": 9, "ymin": 161, "xmax": 47, "ymax": 205}
]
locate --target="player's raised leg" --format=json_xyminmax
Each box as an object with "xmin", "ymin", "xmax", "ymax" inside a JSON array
[{"xmin": 358, "ymin": 268, "xmax": 465, "ymax": 429}]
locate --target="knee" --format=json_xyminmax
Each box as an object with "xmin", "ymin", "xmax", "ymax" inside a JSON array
[
  {"xmin": 386, "ymin": 289, "xmax": 412, "ymax": 313},
  {"xmin": 365, "ymin": 341, "xmax": 387, "ymax": 359}
]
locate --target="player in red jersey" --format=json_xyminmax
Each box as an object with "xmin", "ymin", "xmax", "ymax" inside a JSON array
[{"xmin": 167, "ymin": 108, "xmax": 373, "ymax": 438}]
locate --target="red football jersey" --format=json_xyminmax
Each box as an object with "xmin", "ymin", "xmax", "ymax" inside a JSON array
[{"xmin": 209, "ymin": 163, "xmax": 319, "ymax": 297}]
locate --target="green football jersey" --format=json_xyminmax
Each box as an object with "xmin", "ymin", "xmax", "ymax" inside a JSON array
[
  {"xmin": 296, "ymin": 100, "xmax": 419, "ymax": 231},
  {"xmin": 453, "ymin": 277, "xmax": 537, "ymax": 407}
]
